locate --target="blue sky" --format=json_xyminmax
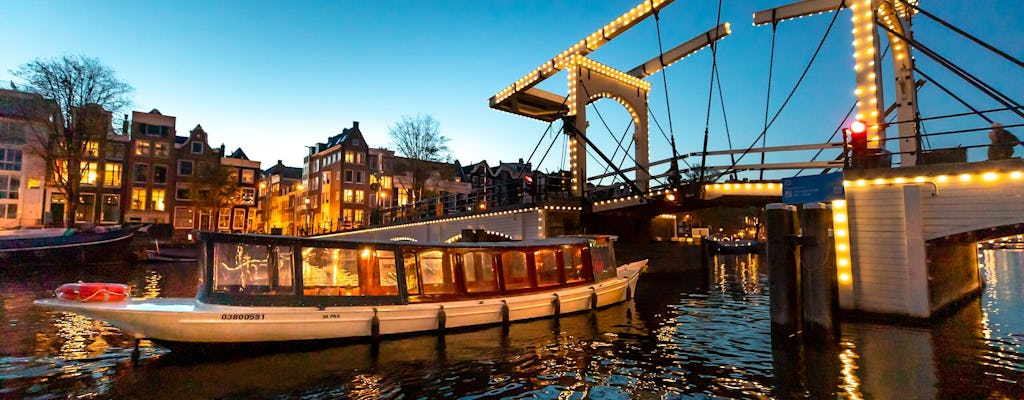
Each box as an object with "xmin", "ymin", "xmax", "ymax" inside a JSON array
[{"xmin": 2, "ymin": 1, "xmax": 1020, "ymax": 181}]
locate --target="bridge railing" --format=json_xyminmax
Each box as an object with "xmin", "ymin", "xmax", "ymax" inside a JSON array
[{"xmin": 369, "ymin": 183, "xmax": 576, "ymax": 227}]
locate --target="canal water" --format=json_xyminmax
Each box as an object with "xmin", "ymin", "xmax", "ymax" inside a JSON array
[{"xmin": 1, "ymin": 252, "xmax": 1021, "ymax": 399}]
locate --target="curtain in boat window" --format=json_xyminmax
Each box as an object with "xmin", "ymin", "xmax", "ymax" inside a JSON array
[
  {"xmin": 534, "ymin": 250, "xmax": 559, "ymax": 286},
  {"xmin": 562, "ymin": 246, "xmax": 586, "ymax": 283},
  {"xmin": 501, "ymin": 251, "xmax": 531, "ymax": 290},
  {"xmin": 463, "ymin": 251, "xmax": 497, "ymax": 293}
]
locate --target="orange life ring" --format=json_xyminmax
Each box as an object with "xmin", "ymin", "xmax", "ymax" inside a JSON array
[{"xmin": 55, "ymin": 283, "xmax": 130, "ymax": 302}]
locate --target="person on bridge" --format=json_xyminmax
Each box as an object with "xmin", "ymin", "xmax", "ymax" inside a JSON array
[{"xmin": 988, "ymin": 123, "xmax": 1022, "ymax": 160}]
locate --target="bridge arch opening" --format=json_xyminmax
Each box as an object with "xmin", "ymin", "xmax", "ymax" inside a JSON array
[
  {"xmin": 582, "ymin": 94, "xmax": 648, "ymax": 189},
  {"xmin": 444, "ymin": 230, "xmax": 516, "ymax": 243}
]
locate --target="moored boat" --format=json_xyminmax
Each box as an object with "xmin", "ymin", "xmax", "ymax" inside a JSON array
[
  {"xmin": 35, "ymin": 232, "xmax": 646, "ymax": 349},
  {"xmin": 143, "ymin": 246, "xmax": 199, "ymax": 262},
  {"xmin": 0, "ymin": 225, "xmax": 139, "ymax": 264},
  {"xmin": 706, "ymin": 237, "xmax": 760, "ymax": 254}
]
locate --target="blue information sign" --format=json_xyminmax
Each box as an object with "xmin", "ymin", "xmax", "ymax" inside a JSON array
[{"xmin": 781, "ymin": 172, "xmax": 845, "ymax": 204}]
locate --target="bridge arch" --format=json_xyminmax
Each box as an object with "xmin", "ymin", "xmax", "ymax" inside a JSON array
[
  {"xmin": 567, "ymin": 57, "xmax": 650, "ymax": 197},
  {"xmin": 444, "ymin": 230, "xmax": 517, "ymax": 243}
]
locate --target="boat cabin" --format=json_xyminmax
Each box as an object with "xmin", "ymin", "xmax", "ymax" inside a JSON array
[{"xmin": 196, "ymin": 232, "xmax": 619, "ymax": 307}]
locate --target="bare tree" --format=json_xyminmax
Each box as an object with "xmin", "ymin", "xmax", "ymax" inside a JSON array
[
  {"xmin": 388, "ymin": 114, "xmax": 451, "ymax": 202},
  {"xmin": 190, "ymin": 162, "xmax": 240, "ymax": 230},
  {"xmin": 11, "ymin": 55, "xmax": 133, "ymax": 227}
]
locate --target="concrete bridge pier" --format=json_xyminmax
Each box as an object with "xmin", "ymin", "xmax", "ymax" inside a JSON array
[{"xmin": 840, "ymin": 162, "xmax": 1024, "ymax": 320}]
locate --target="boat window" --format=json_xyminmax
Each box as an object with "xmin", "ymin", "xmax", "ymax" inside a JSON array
[
  {"xmin": 420, "ymin": 250, "xmax": 456, "ymax": 295},
  {"xmin": 212, "ymin": 243, "xmax": 294, "ymax": 295},
  {"xmin": 276, "ymin": 247, "xmax": 294, "ymax": 287},
  {"xmin": 501, "ymin": 251, "xmax": 531, "ymax": 290},
  {"xmin": 403, "ymin": 251, "xmax": 420, "ymax": 295},
  {"xmin": 534, "ymin": 250, "xmax": 560, "ymax": 286},
  {"xmin": 591, "ymin": 242, "xmax": 618, "ymax": 281},
  {"xmin": 302, "ymin": 248, "xmax": 362, "ymax": 296},
  {"xmin": 367, "ymin": 250, "xmax": 399, "ymax": 296},
  {"xmin": 562, "ymin": 246, "xmax": 586, "ymax": 283},
  {"xmin": 463, "ymin": 251, "xmax": 497, "ymax": 293}
]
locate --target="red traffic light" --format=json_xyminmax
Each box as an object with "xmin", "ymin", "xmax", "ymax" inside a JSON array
[
  {"xmin": 845, "ymin": 120, "xmax": 868, "ymax": 159},
  {"xmin": 849, "ymin": 120, "xmax": 867, "ymax": 135},
  {"xmin": 524, "ymin": 175, "xmax": 533, "ymax": 185}
]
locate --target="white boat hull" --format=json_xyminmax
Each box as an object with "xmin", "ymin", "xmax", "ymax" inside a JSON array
[{"xmin": 35, "ymin": 260, "xmax": 647, "ymax": 344}]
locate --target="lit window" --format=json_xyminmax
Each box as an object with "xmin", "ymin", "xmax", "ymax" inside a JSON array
[
  {"xmin": 241, "ymin": 169, "xmax": 255, "ymax": 184},
  {"xmin": 131, "ymin": 188, "xmax": 146, "ymax": 210},
  {"xmin": 103, "ymin": 163, "xmax": 121, "ymax": 187},
  {"xmin": 241, "ymin": 188, "xmax": 255, "ymax": 205},
  {"xmin": 80, "ymin": 162, "xmax": 98, "ymax": 185},
  {"xmin": 151, "ymin": 189, "xmax": 166, "ymax": 211},
  {"xmin": 135, "ymin": 141, "xmax": 150, "ymax": 156},
  {"xmin": 233, "ymin": 209, "xmax": 245, "ymax": 231},
  {"xmin": 154, "ymin": 143, "xmax": 168, "ymax": 158},
  {"xmin": 84, "ymin": 141, "xmax": 100, "ymax": 158}
]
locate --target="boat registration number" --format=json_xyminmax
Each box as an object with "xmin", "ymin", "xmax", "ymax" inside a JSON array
[{"xmin": 220, "ymin": 313, "xmax": 265, "ymax": 320}]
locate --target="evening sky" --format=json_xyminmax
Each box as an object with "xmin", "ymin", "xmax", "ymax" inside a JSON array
[{"xmin": 2, "ymin": 0, "xmax": 1020, "ymax": 179}]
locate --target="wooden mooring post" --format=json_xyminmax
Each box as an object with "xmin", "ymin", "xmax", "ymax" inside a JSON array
[
  {"xmin": 766, "ymin": 202, "xmax": 840, "ymax": 341},
  {"xmin": 766, "ymin": 204, "xmax": 800, "ymax": 337},
  {"xmin": 799, "ymin": 203, "xmax": 839, "ymax": 341}
]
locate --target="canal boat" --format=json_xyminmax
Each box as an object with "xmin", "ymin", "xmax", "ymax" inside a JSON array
[
  {"xmin": 0, "ymin": 224, "xmax": 139, "ymax": 264},
  {"xmin": 706, "ymin": 237, "xmax": 760, "ymax": 254},
  {"xmin": 35, "ymin": 232, "xmax": 646, "ymax": 348}
]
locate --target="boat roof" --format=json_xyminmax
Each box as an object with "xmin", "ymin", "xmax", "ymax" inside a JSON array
[{"xmin": 200, "ymin": 232, "xmax": 609, "ymax": 248}]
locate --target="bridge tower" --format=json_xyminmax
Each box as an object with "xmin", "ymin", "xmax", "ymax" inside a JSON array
[
  {"xmin": 755, "ymin": 0, "xmax": 922, "ymax": 166},
  {"xmin": 490, "ymin": 0, "xmax": 729, "ymax": 198}
]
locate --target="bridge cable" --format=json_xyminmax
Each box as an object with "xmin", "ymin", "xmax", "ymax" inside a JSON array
[
  {"xmin": 697, "ymin": 0, "xmax": 725, "ymax": 186},
  {"xmin": 579, "ymin": 82, "xmax": 643, "ymax": 168},
  {"xmin": 653, "ymin": 8, "xmax": 683, "ymax": 186},
  {"xmin": 795, "ymin": 42, "xmax": 891, "ymax": 176},
  {"xmin": 649, "ymin": 108, "xmax": 696, "ymax": 172},
  {"xmin": 896, "ymin": 0, "xmax": 1023, "ymax": 69},
  {"xmin": 794, "ymin": 100, "xmax": 856, "ymax": 176},
  {"xmin": 520, "ymin": 94, "xmax": 574, "ymax": 181},
  {"xmin": 714, "ymin": 58, "xmax": 738, "ymax": 181},
  {"xmin": 596, "ymin": 120, "xmax": 634, "ymax": 187},
  {"xmin": 523, "ymin": 123, "xmax": 555, "ymax": 168},
  {"xmin": 719, "ymin": 2, "xmax": 844, "ymax": 179},
  {"xmin": 760, "ymin": 19, "xmax": 778, "ymax": 180},
  {"xmin": 912, "ymin": 66, "xmax": 995, "ymax": 137},
  {"xmin": 535, "ymin": 123, "xmax": 563, "ymax": 173},
  {"xmin": 875, "ymin": 19, "xmax": 1024, "ymax": 120}
]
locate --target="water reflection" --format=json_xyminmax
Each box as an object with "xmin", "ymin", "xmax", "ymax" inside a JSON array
[{"xmin": 0, "ymin": 253, "xmax": 1021, "ymax": 398}]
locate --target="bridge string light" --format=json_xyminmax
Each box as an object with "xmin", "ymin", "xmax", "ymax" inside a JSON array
[
  {"xmin": 842, "ymin": 171, "xmax": 1024, "ymax": 187},
  {"xmin": 491, "ymin": 0, "xmax": 672, "ymax": 105},
  {"xmin": 322, "ymin": 205, "xmax": 582, "ymax": 238}
]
